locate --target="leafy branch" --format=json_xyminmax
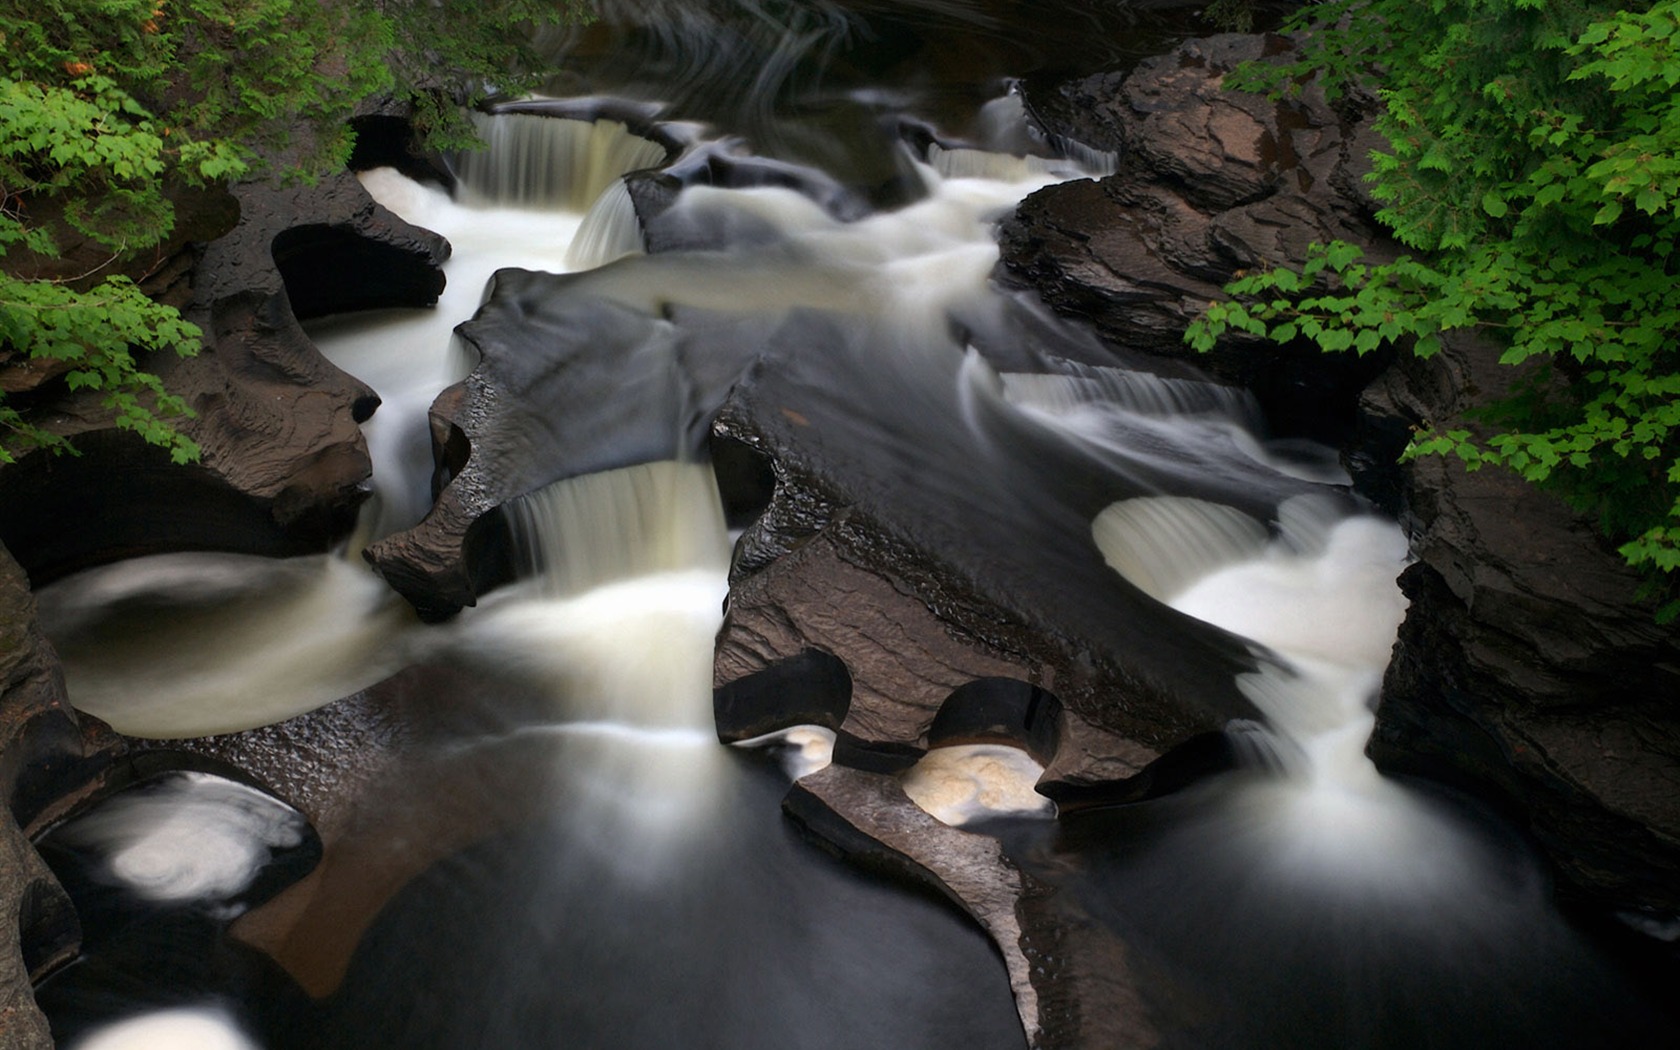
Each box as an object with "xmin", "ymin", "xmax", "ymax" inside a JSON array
[
  {"xmin": 1, "ymin": 0, "xmax": 591, "ymax": 463},
  {"xmin": 1189, "ymin": 0, "xmax": 1680, "ymax": 618}
]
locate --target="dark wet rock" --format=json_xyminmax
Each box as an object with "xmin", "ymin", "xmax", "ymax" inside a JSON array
[
  {"xmin": 220, "ymin": 170, "xmax": 450, "ymax": 319},
  {"xmin": 710, "ymin": 320, "xmax": 1294, "ymax": 791},
  {"xmin": 0, "ymin": 819, "xmax": 60, "ymax": 1050},
  {"xmin": 927, "ymin": 679, "xmax": 1062, "ymax": 762},
  {"xmin": 628, "ymin": 148, "xmax": 879, "ymax": 257},
  {"xmin": 349, "ymin": 113, "xmax": 457, "ymax": 192},
  {"xmin": 183, "ymin": 661, "xmax": 602, "ymax": 999},
  {"xmin": 786, "ymin": 764, "xmax": 1158, "ymax": 1049},
  {"xmin": 363, "ymin": 285, "xmax": 752, "ymax": 620},
  {"xmin": 714, "ymin": 650, "xmax": 854, "ymax": 743},
  {"xmin": 0, "ymin": 544, "xmax": 127, "ymax": 1048},
  {"xmin": 0, "ymin": 171, "xmax": 448, "ymax": 585},
  {"xmin": 1002, "ymin": 33, "xmax": 1393, "ymax": 440},
  {"xmin": 1356, "ymin": 336, "xmax": 1680, "ymax": 921}
]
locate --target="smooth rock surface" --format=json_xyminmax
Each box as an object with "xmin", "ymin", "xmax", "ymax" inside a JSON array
[{"xmin": 0, "ymin": 172, "xmax": 448, "ymax": 585}]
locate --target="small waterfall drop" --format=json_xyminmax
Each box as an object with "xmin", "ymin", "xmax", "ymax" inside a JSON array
[
  {"xmin": 565, "ymin": 177, "xmax": 646, "ymax": 268},
  {"xmin": 451, "ymin": 114, "xmax": 668, "ymax": 210},
  {"xmin": 1002, "ymin": 368, "xmax": 1264, "ymax": 427},
  {"xmin": 447, "ymin": 462, "xmax": 734, "ymax": 860},
  {"xmin": 1090, "ymin": 496, "xmax": 1271, "ymax": 604},
  {"xmin": 927, "ymin": 143, "xmax": 1065, "ymax": 182},
  {"xmin": 504, "ymin": 460, "xmax": 731, "ymax": 599}
]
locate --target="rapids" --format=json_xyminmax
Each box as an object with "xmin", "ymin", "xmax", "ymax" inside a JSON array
[{"xmin": 26, "ymin": 2, "xmax": 1670, "ymax": 1048}]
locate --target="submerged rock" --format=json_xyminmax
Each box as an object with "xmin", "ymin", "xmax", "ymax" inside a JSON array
[{"xmin": 786, "ymin": 763, "xmax": 1158, "ymax": 1050}]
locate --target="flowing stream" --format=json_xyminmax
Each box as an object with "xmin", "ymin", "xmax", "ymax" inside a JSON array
[{"xmin": 27, "ymin": 2, "xmax": 1670, "ymax": 1048}]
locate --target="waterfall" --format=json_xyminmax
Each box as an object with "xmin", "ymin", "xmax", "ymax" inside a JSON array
[
  {"xmin": 1002, "ymin": 368, "xmax": 1264, "ymax": 427},
  {"xmin": 927, "ymin": 143, "xmax": 1066, "ymax": 182},
  {"xmin": 1093, "ymin": 491, "xmax": 1411, "ymax": 782},
  {"xmin": 503, "ymin": 461, "xmax": 731, "ymax": 600},
  {"xmin": 565, "ymin": 177, "xmax": 647, "ymax": 269},
  {"xmin": 442, "ymin": 463, "xmax": 734, "ymax": 859},
  {"xmin": 451, "ymin": 114, "xmax": 668, "ymax": 210},
  {"xmin": 1091, "ymin": 496, "xmax": 1272, "ymax": 603}
]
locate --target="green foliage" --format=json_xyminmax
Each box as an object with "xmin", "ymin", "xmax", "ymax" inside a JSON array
[
  {"xmin": 1201, "ymin": 0, "xmax": 1257, "ymax": 34},
  {"xmin": 1187, "ymin": 0, "xmax": 1680, "ymax": 619},
  {"xmin": 0, "ymin": 272, "xmax": 202, "ymax": 462},
  {"xmin": 1, "ymin": 0, "xmax": 591, "ymax": 464}
]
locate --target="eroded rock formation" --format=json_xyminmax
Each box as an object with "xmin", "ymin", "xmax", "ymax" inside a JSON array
[
  {"xmin": 1002, "ymin": 31, "xmax": 1680, "ymax": 931},
  {"xmin": 1002, "ymin": 33, "xmax": 1392, "ymax": 438},
  {"xmin": 0, "ymin": 172, "xmax": 448, "ymax": 585},
  {"xmin": 1356, "ymin": 337, "xmax": 1680, "ymax": 921},
  {"xmin": 0, "ymin": 545, "xmax": 122, "ymax": 1049}
]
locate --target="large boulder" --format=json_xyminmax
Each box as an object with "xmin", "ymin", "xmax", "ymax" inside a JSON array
[
  {"xmin": 0, "ymin": 172, "xmax": 448, "ymax": 585},
  {"xmin": 1356, "ymin": 337, "xmax": 1680, "ymax": 922},
  {"xmin": 1001, "ymin": 33, "xmax": 1393, "ymax": 438},
  {"xmin": 362, "ymin": 285, "xmax": 750, "ymax": 620}
]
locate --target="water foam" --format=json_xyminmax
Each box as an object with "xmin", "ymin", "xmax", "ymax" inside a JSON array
[
  {"xmin": 901, "ymin": 744, "xmax": 1054, "ymax": 826},
  {"xmin": 57, "ymin": 773, "xmax": 305, "ymax": 907},
  {"xmin": 71, "ymin": 1008, "xmax": 258, "ymax": 1050}
]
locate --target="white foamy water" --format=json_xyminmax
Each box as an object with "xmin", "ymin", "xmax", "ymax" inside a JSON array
[
  {"xmin": 455, "ymin": 569, "xmax": 729, "ymax": 731},
  {"xmin": 38, "ymin": 552, "xmax": 418, "ymax": 738},
  {"xmin": 1090, "ymin": 488, "xmax": 1451, "ymax": 891},
  {"xmin": 307, "ymin": 169, "xmax": 589, "ymax": 540},
  {"xmin": 58, "ymin": 773, "xmax": 305, "ymax": 906},
  {"xmin": 1095, "ymin": 493, "xmax": 1411, "ymax": 781},
  {"xmin": 901, "ymin": 743, "xmax": 1054, "ymax": 827},
  {"xmin": 732, "ymin": 725, "xmax": 838, "ymax": 780},
  {"xmin": 566, "ymin": 177, "xmax": 646, "ymax": 268},
  {"xmin": 71, "ymin": 1008, "xmax": 258, "ymax": 1050},
  {"xmin": 551, "ymin": 157, "xmax": 1072, "ymax": 341}
]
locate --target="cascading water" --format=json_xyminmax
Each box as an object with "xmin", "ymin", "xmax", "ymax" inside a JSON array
[{"xmin": 28, "ymin": 2, "xmax": 1672, "ymax": 1048}]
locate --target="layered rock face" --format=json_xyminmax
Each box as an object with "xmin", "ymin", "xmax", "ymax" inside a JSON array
[
  {"xmin": 1002, "ymin": 32, "xmax": 1680, "ymax": 927},
  {"xmin": 1003, "ymin": 33, "xmax": 1392, "ymax": 439},
  {"xmin": 0, "ymin": 172, "xmax": 447, "ymax": 585},
  {"xmin": 0, "ymin": 545, "xmax": 124, "ymax": 1049}
]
